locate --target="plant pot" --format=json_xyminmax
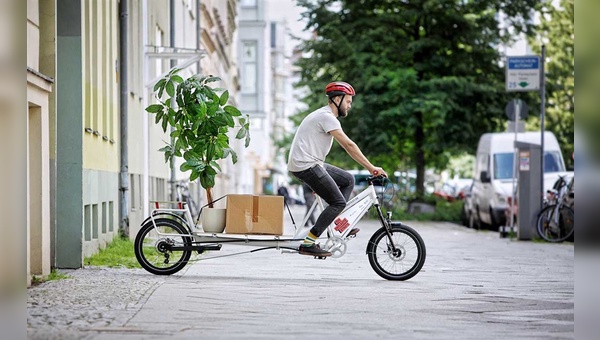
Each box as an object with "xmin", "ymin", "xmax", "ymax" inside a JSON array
[{"xmin": 201, "ymin": 208, "xmax": 226, "ymax": 233}]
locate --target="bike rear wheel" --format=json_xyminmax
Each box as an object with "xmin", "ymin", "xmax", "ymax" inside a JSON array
[
  {"xmin": 536, "ymin": 204, "xmax": 574, "ymax": 243},
  {"xmin": 134, "ymin": 218, "xmax": 192, "ymax": 275},
  {"xmin": 366, "ymin": 223, "xmax": 426, "ymax": 281}
]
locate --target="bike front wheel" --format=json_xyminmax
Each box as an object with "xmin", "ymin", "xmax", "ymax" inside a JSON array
[
  {"xmin": 134, "ymin": 218, "xmax": 192, "ymax": 275},
  {"xmin": 366, "ymin": 223, "xmax": 426, "ymax": 281},
  {"xmin": 536, "ymin": 204, "xmax": 574, "ymax": 243}
]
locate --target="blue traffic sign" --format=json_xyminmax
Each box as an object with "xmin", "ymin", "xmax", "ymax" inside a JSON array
[
  {"xmin": 508, "ymin": 57, "xmax": 539, "ymax": 70},
  {"xmin": 506, "ymin": 55, "xmax": 541, "ymax": 92}
]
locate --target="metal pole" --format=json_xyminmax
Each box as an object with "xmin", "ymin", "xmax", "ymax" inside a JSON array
[
  {"xmin": 118, "ymin": 0, "xmax": 129, "ymax": 237},
  {"xmin": 510, "ymin": 99, "xmax": 519, "ymax": 236},
  {"xmin": 169, "ymin": 0, "xmax": 177, "ymax": 202},
  {"xmin": 196, "ymin": 0, "xmax": 203, "ymax": 207},
  {"xmin": 142, "ymin": 0, "xmax": 150, "ymax": 218},
  {"xmin": 540, "ymin": 46, "xmax": 546, "ymax": 198}
]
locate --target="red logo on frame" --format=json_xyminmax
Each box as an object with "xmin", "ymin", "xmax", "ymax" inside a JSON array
[{"xmin": 334, "ymin": 218, "xmax": 350, "ymax": 233}]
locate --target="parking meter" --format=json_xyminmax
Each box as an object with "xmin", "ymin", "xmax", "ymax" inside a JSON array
[{"xmin": 514, "ymin": 141, "xmax": 542, "ymax": 240}]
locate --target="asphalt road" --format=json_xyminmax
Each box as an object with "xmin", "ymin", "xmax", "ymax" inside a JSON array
[{"xmin": 28, "ymin": 207, "xmax": 574, "ymax": 339}]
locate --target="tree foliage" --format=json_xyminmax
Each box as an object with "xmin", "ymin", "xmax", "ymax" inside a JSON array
[
  {"xmin": 294, "ymin": 0, "xmax": 538, "ymax": 196},
  {"xmin": 529, "ymin": 0, "xmax": 574, "ymax": 169},
  {"xmin": 146, "ymin": 68, "xmax": 250, "ymax": 206}
]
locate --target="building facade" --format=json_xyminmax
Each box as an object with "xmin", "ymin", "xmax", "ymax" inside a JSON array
[
  {"xmin": 26, "ymin": 0, "xmax": 54, "ymax": 284},
  {"xmin": 22, "ymin": 0, "xmax": 281, "ymax": 284}
]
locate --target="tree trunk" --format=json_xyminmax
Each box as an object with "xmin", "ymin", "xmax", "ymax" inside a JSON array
[
  {"xmin": 207, "ymin": 187, "xmax": 214, "ymax": 208},
  {"xmin": 415, "ymin": 111, "xmax": 425, "ymax": 199}
]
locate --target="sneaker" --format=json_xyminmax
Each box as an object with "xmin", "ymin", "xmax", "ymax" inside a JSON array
[
  {"xmin": 347, "ymin": 228, "xmax": 360, "ymax": 237},
  {"xmin": 298, "ymin": 243, "xmax": 332, "ymax": 257}
]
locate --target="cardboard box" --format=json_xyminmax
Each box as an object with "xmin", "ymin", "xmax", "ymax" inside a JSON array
[{"xmin": 225, "ymin": 195, "xmax": 284, "ymax": 235}]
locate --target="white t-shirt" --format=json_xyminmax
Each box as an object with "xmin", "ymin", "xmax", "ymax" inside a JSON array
[{"xmin": 287, "ymin": 106, "xmax": 342, "ymax": 172}]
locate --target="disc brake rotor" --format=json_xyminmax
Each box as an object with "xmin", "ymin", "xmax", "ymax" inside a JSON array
[{"xmin": 387, "ymin": 243, "xmax": 406, "ymax": 261}]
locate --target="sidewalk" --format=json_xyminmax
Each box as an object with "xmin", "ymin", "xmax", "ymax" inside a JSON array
[{"xmin": 28, "ymin": 207, "xmax": 574, "ymax": 339}]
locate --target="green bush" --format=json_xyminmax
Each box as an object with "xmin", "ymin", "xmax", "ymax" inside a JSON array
[{"xmin": 371, "ymin": 195, "xmax": 463, "ymax": 222}]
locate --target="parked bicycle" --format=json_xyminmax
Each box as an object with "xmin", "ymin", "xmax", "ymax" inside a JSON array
[
  {"xmin": 536, "ymin": 175, "xmax": 574, "ymax": 242},
  {"xmin": 134, "ymin": 175, "xmax": 426, "ymax": 281},
  {"xmin": 175, "ymin": 180, "xmax": 199, "ymax": 219}
]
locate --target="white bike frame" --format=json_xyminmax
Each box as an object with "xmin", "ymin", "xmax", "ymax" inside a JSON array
[{"xmin": 147, "ymin": 183, "xmax": 382, "ymax": 251}]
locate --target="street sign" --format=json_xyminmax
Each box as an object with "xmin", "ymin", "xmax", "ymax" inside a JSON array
[
  {"xmin": 506, "ymin": 56, "xmax": 541, "ymax": 92},
  {"xmin": 505, "ymin": 98, "xmax": 529, "ymax": 121}
]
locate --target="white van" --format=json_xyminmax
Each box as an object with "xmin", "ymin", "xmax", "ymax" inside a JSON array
[{"xmin": 471, "ymin": 131, "xmax": 569, "ymax": 229}]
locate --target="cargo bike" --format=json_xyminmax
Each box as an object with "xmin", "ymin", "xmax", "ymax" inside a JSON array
[{"xmin": 134, "ymin": 175, "xmax": 426, "ymax": 281}]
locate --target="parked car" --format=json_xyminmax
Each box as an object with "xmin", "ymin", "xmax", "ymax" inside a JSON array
[
  {"xmin": 433, "ymin": 182, "xmax": 458, "ymax": 202},
  {"xmin": 434, "ymin": 179, "xmax": 472, "ymax": 202},
  {"xmin": 349, "ymin": 170, "xmax": 399, "ymax": 207},
  {"xmin": 460, "ymin": 181, "xmax": 474, "ymax": 227},
  {"xmin": 471, "ymin": 131, "xmax": 569, "ymax": 230}
]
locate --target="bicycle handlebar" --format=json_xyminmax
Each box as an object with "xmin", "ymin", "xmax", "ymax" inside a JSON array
[{"xmin": 366, "ymin": 174, "xmax": 387, "ymax": 184}]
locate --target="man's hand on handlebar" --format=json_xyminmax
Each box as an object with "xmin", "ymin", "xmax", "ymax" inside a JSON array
[{"xmin": 370, "ymin": 167, "xmax": 388, "ymax": 178}]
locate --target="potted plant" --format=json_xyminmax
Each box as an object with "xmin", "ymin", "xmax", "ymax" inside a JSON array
[{"xmin": 146, "ymin": 68, "xmax": 250, "ymax": 231}]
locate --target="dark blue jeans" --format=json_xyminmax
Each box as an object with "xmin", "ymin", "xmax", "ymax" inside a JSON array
[{"xmin": 291, "ymin": 164, "xmax": 354, "ymax": 237}]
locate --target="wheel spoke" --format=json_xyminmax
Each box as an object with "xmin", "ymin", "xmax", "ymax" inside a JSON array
[
  {"xmin": 135, "ymin": 219, "xmax": 192, "ymax": 275},
  {"xmin": 366, "ymin": 224, "xmax": 425, "ymax": 280}
]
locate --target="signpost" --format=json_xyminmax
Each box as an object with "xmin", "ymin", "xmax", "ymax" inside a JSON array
[
  {"xmin": 504, "ymin": 51, "xmax": 546, "ymax": 239},
  {"xmin": 506, "ymin": 56, "xmax": 541, "ymax": 92}
]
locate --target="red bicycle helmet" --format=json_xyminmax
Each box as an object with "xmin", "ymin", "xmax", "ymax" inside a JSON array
[{"xmin": 325, "ymin": 81, "xmax": 356, "ymax": 97}]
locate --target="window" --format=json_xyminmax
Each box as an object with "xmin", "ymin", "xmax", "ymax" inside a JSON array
[
  {"xmin": 155, "ymin": 25, "xmax": 164, "ymax": 79},
  {"xmin": 241, "ymin": 0, "xmax": 257, "ymax": 7},
  {"xmin": 271, "ymin": 22, "xmax": 277, "ymax": 48},
  {"xmin": 242, "ymin": 41, "xmax": 258, "ymax": 94},
  {"xmin": 493, "ymin": 151, "xmax": 565, "ymax": 180},
  {"xmin": 475, "ymin": 153, "xmax": 489, "ymax": 177},
  {"xmin": 543, "ymin": 151, "xmax": 564, "ymax": 172},
  {"xmin": 494, "ymin": 153, "xmax": 513, "ymax": 180}
]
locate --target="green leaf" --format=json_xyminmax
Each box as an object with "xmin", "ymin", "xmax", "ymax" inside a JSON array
[
  {"xmin": 205, "ymin": 165, "xmax": 217, "ymax": 175},
  {"xmin": 235, "ymin": 127, "xmax": 246, "ymax": 139},
  {"xmin": 206, "ymin": 143, "xmax": 215, "ymax": 161},
  {"xmin": 210, "ymin": 161, "xmax": 222, "ymax": 172},
  {"xmin": 199, "ymin": 172, "xmax": 215, "ymax": 189},
  {"xmin": 230, "ymin": 149, "xmax": 238, "ymax": 164},
  {"xmin": 204, "ymin": 76, "xmax": 221, "ymax": 84},
  {"xmin": 153, "ymin": 79, "xmax": 166, "ymax": 92},
  {"xmin": 161, "ymin": 118, "xmax": 168, "ymax": 132},
  {"xmin": 171, "ymin": 75, "xmax": 184, "ymax": 83},
  {"xmin": 166, "ymin": 81, "xmax": 175, "ymax": 97},
  {"xmin": 190, "ymin": 171, "xmax": 200, "ymax": 182},
  {"xmin": 155, "ymin": 112, "xmax": 163, "ymax": 124},
  {"xmin": 224, "ymin": 105, "xmax": 242, "ymax": 117},
  {"xmin": 219, "ymin": 90, "xmax": 229, "ymax": 105},
  {"xmin": 223, "ymin": 113, "xmax": 235, "ymax": 128},
  {"xmin": 146, "ymin": 104, "xmax": 163, "ymax": 113},
  {"xmin": 180, "ymin": 162, "xmax": 192, "ymax": 172}
]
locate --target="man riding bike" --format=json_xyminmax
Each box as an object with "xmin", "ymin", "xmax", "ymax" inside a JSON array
[{"xmin": 287, "ymin": 81, "xmax": 387, "ymax": 257}]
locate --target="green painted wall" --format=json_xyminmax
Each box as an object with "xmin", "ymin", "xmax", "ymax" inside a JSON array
[{"xmin": 55, "ymin": 0, "xmax": 83, "ymax": 268}]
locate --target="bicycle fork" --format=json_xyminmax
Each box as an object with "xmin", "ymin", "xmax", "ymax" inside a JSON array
[{"xmin": 373, "ymin": 204, "xmax": 397, "ymax": 246}]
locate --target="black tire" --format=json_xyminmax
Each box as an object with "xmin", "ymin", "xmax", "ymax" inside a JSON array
[
  {"xmin": 460, "ymin": 203, "xmax": 468, "ymax": 226},
  {"xmin": 366, "ymin": 223, "xmax": 426, "ymax": 281},
  {"xmin": 134, "ymin": 218, "xmax": 192, "ymax": 275},
  {"xmin": 468, "ymin": 210, "xmax": 476, "ymax": 229},
  {"xmin": 536, "ymin": 204, "xmax": 574, "ymax": 243}
]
